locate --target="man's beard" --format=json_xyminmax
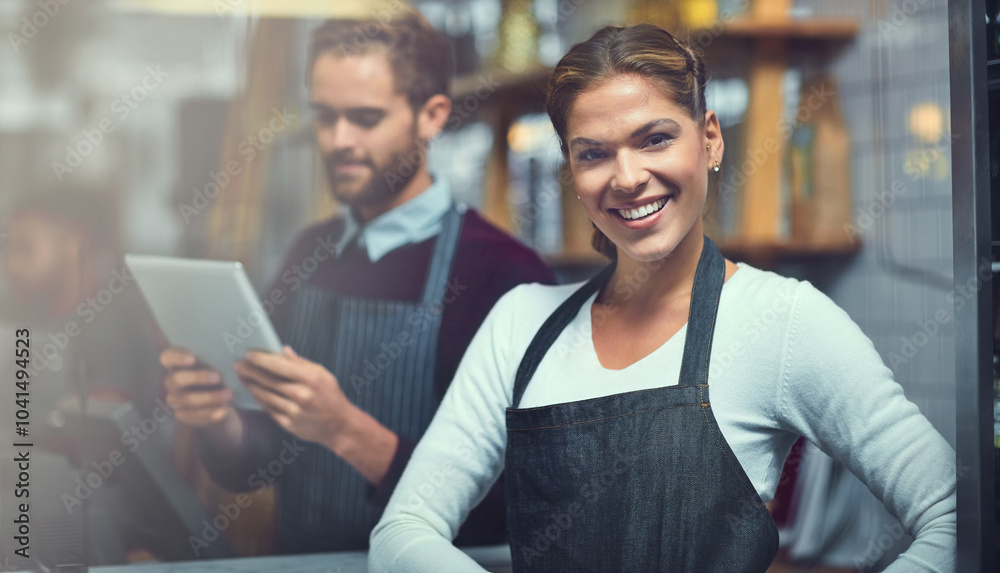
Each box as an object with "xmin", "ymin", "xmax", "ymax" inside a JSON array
[{"xmin": 322, "ymin": 137, "xmax": 423, "ymax": 209}]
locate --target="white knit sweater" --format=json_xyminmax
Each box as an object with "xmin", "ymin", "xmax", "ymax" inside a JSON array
[{"xmin": 369, "ymin": 263, "xmax": 957, "ymax": 572}]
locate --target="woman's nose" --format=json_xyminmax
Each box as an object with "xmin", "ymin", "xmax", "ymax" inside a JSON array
[{"xmin": 610, "ymin": 151, "xmax": 650, "ymax": 193}]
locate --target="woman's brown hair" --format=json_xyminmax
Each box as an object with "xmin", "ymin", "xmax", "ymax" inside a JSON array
[{"xmin": 546, "ymin": 24, "xmax": 709, "ymax": 259}]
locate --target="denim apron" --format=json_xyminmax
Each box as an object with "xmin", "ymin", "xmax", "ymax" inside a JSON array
[
  {"xmin": 273, "ymin": 206, "xmax": 463, "ymax": 552},
  {"xmin": 504, "ymin": 236, "xmax": 778, "ymax": 572}
]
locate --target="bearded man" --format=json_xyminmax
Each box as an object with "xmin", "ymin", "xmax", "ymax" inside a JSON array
[{"xmin": 160, "ymin": 10, "xmax": 554, "ymax": 554}]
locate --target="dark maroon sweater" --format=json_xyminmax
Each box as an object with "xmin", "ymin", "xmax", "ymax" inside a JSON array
[{"xmin": 199, "ymin": 208, "xmax": 556, "ymax": 547}]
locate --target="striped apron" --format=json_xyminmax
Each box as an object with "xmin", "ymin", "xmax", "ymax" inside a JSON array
[{"xmin": 273, "ymin": 206, "xmax": 463, "ymax": 552}]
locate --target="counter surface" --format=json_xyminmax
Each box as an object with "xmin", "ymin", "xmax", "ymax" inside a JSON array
[{"xmin": 16, "ymin": 545, "xmax": 512, "ymax": 573}]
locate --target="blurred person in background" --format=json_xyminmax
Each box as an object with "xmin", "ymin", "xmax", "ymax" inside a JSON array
[
  {"xmin": 1, "ymin": 189, "xmax": 161, "ymax": 422},
  {"xmin": 0, "ymin": 190, "xmax": 180, "ymax": 566},
  {"xmin": 160, "ymin": 8, "xmax": 555, "ymax": 555}
]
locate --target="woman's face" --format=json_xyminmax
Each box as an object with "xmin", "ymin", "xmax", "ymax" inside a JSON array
[{"xmin": 566, "ymin": 74, "xmax": 722, "ymax": 262}]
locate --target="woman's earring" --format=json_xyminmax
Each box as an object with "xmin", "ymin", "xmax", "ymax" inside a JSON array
[
  {"xmin": 576, "ymin": 195, "xmax": 581, "ymax": 200},
  {"xmin": 706, "ymin": 144, "xmax": 720, "ymax": 172}
]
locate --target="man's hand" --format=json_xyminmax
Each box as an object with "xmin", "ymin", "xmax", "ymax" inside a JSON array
[
  {"xmin": 233, "ymin": 345, "xmax": 352, "ymax": 444},
  {"xmin": 161, "ymin": 347, "xmax": 235, "ymax": 427},
  {"xmin": 161, "ymin": 347, "xmax": 244, "ymax": 458},
  {"xmin": 234, "ymin": 346, "xmax": 397, "ymax": 483}
]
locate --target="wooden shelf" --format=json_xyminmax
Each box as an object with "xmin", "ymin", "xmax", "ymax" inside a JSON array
[
  {"xmin": 719, "ymin": 238, "xmax": 862, "ymax": 267},
  {"xmin": 458, "ymin": 7, "xmax": 862, "ymax": 265},
  {"xmin": 450, "ymin": 18, "xmax": 860, "ymax": 101},
  {"xmin": 694, "ymin": 18, "xmax": 859, "ymax": 40},
  {"xmin": 544, "ymin": 238, "xmax": 862, "ymax": 270},
  {"xmin": 451, "ymin": 65, "xmax": 551, "ymax": 101}
]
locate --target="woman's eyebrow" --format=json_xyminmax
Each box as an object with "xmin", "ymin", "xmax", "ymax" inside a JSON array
[
  {"xmin": 569, "ymin": 118, "xmax": 682, "ymax": 149},
  {"xmin": 630, "ymin": 118, "xmax": 681, "ymax": 138},
  {"xmin": 569, "ymin": 136, "xmax": 604, "ymax": 149}
]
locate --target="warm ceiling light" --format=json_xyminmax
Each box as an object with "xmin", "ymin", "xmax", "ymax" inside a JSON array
[
  {"xmin": 907, "ymin": 102, "xmax": 945, "ymax": 144},
  {"xmin": 109, "ymin": 0, "xmax": 410, "ymax": 19}
]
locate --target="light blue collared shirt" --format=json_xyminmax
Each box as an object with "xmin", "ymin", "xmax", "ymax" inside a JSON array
[{"xmin": 335, "ymin": 176, "xmax": 457, "ymax": 262}]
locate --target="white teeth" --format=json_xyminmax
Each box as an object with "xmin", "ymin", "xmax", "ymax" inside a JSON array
[{"xmin": 618, "ymin": 198, "xmax": 667, "ymax": 221}]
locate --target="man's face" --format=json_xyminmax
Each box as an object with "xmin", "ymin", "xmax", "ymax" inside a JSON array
[
  {"xmin": 310, "ymin": 51, "xmax": 422, "ymax": 211},
  {"xmin": 2, "ymin": 213, "xmax": 72, "ymax": 308}
]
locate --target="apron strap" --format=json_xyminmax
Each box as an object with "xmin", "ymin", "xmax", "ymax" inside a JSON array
[
  {"xmin": 511, "ymin": 261, "xmax": 616, "ymax": 408},
  {"xmin": 676, "ymin": 235, "xmax": 726, "ymax": 388},
  {"xmin": 510, "ymin": 236, "xmax": 726, "ymax": 409},
  {"xmin": 420, "ymin": 205, "xmax": 464, "ymax": 305}
]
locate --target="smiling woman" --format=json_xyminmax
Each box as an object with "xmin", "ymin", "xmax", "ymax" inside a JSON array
[
  {"xmin": 369, "ymin": 23, "xmax": 956, "ymax": 573},
  {"xmin": 549, "ymin": 24, "xmax": 717, "ymax": 264},
  {"xmin": 564, "ymin": 76, "xmax": 718, "ymax": 266}
]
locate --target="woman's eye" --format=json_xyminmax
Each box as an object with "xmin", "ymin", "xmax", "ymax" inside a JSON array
[
  {"xmin": 646, "ymin": 133, "xmax": 672, "ymax": 147},
  {"xmin": 576, "ymin": 149, "xmax": 605, "ymax": 162}
]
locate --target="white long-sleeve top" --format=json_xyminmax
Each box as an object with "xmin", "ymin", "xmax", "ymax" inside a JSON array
[{"xmin": 369, "ymin": 263, "xmax": 957, "ymax": 572}]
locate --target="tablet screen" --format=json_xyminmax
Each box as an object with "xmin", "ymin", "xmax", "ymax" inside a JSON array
[{"xmin": 125, "ymin": 254, "xmax": 283, "ymax": 410}]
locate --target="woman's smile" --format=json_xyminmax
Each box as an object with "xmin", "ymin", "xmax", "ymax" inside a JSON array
[
  {"xmin": 608, "ymin": 195, "xmax": 673, "ymax": 229},
  {"xmin": 611, "ymin": 194, "xmax": 671, "ymax": 218}
]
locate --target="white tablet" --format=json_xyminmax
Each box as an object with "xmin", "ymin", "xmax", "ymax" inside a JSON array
[{"xmin": 125, "ymin": 254, "xmax": 283, "ymax": 409}]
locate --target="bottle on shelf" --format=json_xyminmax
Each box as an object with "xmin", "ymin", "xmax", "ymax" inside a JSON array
[
  {"xmin": 785, "ymin": 73, "xmax": 853, "ymax": 247},
  {"xmin": 679, "ymin": 0, "xmax": 719, "ymax": 29},
  {"xmin": 493, "ymin": 0, "xmax": 539, "ymax": 73}
]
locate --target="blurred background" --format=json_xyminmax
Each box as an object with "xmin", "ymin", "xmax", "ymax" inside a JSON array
[{"xmin": 0, "ymin": 0, "xmax": 988, "ymax": 571}]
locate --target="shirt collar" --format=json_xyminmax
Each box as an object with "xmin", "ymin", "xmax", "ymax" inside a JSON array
[{"xmin": 335, "ymin": 176, "xmax": 454, "ymax": 262}]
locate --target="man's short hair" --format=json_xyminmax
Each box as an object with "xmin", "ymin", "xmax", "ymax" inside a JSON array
[{"xmin": 306, "ymin": 8, "xmax": 453, "ymax": 110}]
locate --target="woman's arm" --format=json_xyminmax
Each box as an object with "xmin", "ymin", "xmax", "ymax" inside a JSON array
[
  {"xmin": 778, "ymin": 284, "xmax": 956, "ymax": 572},
  {"xmin": 369, "ymin": 286, "xmax": 526, "ymax": 572}
]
